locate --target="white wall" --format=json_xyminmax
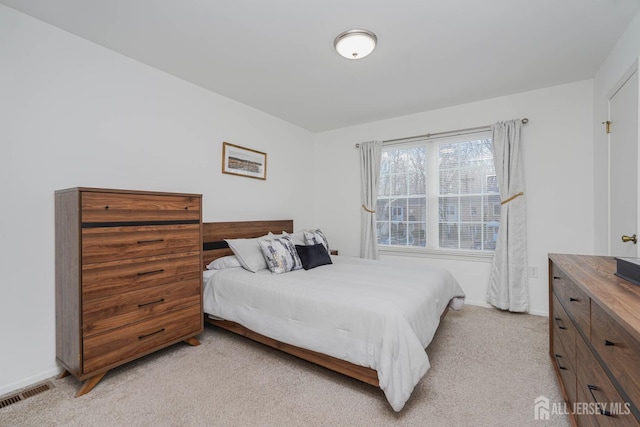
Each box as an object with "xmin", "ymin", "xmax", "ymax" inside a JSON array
[
  {"xmin": 0, "ymin": 5, "xmax": 315, "ymax": 395},
  {"xmin": 312, "ymin": 80, "xmax": 595, "ymax": 315},
  {"xmin": 593, "ymin": 11, "xmax": 640, "ymax": 254}
]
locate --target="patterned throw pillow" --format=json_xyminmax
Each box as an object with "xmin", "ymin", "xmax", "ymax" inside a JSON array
[
  {"xmin": 258, "ymin": 236, "xmax": 302, "ymax": 274},
  {"xmin": 303, "ymin": 229, "xmax": 329, "ymax": 252}
]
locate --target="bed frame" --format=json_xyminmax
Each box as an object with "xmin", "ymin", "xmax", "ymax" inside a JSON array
[
  {"xmin": 202, "ymin": 220, "xmax": 449, "ymax": 388},
  {"xmin": 202, "ymin": 219, "xmax": 380, "ymax": 386}
]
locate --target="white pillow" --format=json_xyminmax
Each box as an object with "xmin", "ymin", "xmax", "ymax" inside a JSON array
[
  {"xmin": 225, "ymin": 236, "xmax": 269, "ymax": 272},
  {"xmin": 207, "ymin": 255, "xmax": 241, "ymax": 270}
]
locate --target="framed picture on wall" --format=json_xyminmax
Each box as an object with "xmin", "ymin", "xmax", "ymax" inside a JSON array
[{"xmin": 222, "ymin": 142, "xmax": 267, "ymax": 180}]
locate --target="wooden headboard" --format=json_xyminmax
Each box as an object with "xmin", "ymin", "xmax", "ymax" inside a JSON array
[{"xmin": 202, "ymin": 219, "xmax": 293, "ymax": 267}]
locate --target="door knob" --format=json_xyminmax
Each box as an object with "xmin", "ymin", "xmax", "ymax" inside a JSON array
[{"xmin": 622, "ymin": 234, "xmax": 637, "ymax": 244}]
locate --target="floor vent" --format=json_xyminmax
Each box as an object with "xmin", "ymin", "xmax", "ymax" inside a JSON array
[{"xmin": 0, "ymin": 381, "xmax": 54, "ymax": 409}]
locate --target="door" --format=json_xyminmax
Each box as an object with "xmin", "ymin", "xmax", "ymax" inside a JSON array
[{"xmin": 609, "ymin": 69, "xmax": 639, "ymax": 257}]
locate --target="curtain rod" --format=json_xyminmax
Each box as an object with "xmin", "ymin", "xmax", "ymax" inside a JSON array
[{"xmin": 355, "ymin": 118, "xmax": 528, "ymax": 148}]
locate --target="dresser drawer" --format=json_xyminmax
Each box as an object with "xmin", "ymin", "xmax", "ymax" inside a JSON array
[
  {"xmin": 591, "ymin": 302, "xmax": 640, "ymax": 414},
  {"xmin": 82, "ymin": 251, "xmax": 200, "ymax": 301},
  {"xmin": 81, "ymin": 224, "xmax": 200, "ymax": 264},
  {"xmin": 553, "ymin": 330, "xmax": 577, "ymax": 406},
  {"xmin": 553, "ymin": 293, "xmax": 576, "ymax": 371},
  {"xmin": 81, "ymin": 192, "xmax": 200, "ymax": 223},
  {"xmin": 576, "ymin": 337, "xmax": 636, "ymax": 426},
  {"xmin": 576, "ymin": 386, "xmax": 605, "ymax": 427},
  {"xmin": 83, "ymin": 278, "xmax": 201, "ymax": 337},
  {"xmin": 562, "ymin": 277, "xmax": 590, "ymax": 337},
  {"xmin": 83, "ymin": 304, "xmax": 202, "ymax": 374},
  {"xmin": 551, "ymin": 262, "xmax": 568, "ymax": 302}
]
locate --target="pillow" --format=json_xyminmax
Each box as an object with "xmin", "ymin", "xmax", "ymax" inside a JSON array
[
  {"xmin": 207, "ymin": 255, "xmax": 241, "ymax": 270},
  {"xmin": 225, "ymin": 237, "xmax": 269, "ymax": 272},
  {"xmin": 258, "ymin": 236, "xmax": 302, "ymax": 274},
  {"xmin": 303, "ymin": 229, "xmax": 329, "ymax": 252},
  {"xmin": 283, "ymin": 230, "xmax": 305, "ymax": 246},
  {"xmin": 296, "ymin": 243, "xmax": 333, "ymax": 270}
]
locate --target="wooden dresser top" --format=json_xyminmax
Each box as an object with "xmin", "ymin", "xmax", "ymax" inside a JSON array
[
  {"xmin": 549, "ymin": 254, "xmax": 640, "ymax": 342},
  {"xmin": 55, "ymin": 187, "xmax": 202, "ymax": 197}
]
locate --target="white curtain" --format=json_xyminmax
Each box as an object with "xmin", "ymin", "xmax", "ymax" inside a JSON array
[
  {"xmin": 359, "ymin": 141, "xmax": 382, "ymax": 259},
  {"xmin": 486, "ymin": 120, "xmax": 529, "ymax": 312}
]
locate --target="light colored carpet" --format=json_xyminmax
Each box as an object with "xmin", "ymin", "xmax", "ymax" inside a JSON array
[{"xmin": 0, "ymin": 305, "xmax": 570, "ymax": 426}]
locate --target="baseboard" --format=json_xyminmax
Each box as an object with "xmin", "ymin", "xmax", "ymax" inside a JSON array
[
  {"xmin": 463, "ymin": 299, "xmax": 548, "ymax": 317},
  {"xmin": 0, "ymin": 366, "xmax": 63, "ymax": 397},
  {"xmin": 527, "ymin": 308, "xmax": 548, "ymax": 317}
]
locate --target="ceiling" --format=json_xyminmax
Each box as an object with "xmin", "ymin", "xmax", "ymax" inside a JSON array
[{"xmin": 2, "ymin": 0, "xmax": 639, "ymax": 132}]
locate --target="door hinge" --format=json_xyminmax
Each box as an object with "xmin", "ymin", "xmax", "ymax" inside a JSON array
[{"xmin": 602, "ymin": 120, "xmax": 611, "ymax": 134}]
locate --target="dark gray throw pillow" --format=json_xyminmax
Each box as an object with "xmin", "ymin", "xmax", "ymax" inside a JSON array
[{"xmin": 295, "ymin": 243, "xmax": 332, "ymax": 270}]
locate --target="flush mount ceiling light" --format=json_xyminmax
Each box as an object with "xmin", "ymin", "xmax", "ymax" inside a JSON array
[{"xmin": 334, "ymin": 29, "xmax": 377, "ymax": 60}]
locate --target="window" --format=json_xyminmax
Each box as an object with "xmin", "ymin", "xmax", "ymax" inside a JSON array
[{"xmin": 376, "ymin": 131, "xmax": 499, "ymax": 252}]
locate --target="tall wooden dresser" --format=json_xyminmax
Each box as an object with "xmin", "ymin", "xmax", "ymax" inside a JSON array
[
  {"xmin": 549, "ymin": 254, "xmax": 640, "ymax": 426},
  {"xmin": 55, "ymin": 187, "xmax": 203, "ymax": 396}
]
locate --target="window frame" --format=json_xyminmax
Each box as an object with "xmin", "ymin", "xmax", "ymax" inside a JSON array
[{"xmin": 376, "ymin": 129, "xmax": 497, "ymax": 262}]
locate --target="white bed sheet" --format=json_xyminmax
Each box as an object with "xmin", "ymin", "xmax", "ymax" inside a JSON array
[{"xmin": 203, "ymin": 256, "xmax": 465, "ymax": 411}]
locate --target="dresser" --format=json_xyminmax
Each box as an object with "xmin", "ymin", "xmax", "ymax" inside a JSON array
[
  {"xmin": 55, "ymin": 187, "xmax": 203, "ymax": 396},
  {"xmin": 549, "ymin": 254, "xmax": 640, "ymax": 426}
]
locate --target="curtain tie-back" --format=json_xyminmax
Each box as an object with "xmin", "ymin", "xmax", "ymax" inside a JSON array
[
  {"xmin": 500, "ymin": 192, "xmax": 524, "ymax": 205},
  {"xmin": 361, "ymin": 204, "xmax": 376, "ymax": 213}
]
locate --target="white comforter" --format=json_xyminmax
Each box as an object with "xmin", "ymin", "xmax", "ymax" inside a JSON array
[{"xmin": 203, "ymin": 256, "xmax": 465, "ymax": 411}]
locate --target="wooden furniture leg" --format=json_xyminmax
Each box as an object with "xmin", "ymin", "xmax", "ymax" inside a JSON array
[
  {"xmin": 69, "ymin": 336, "xmax": 199, "ymax": 397},
  {"xmin": 57, "ymin": 370, "xmax": 70, "ymax": 379},
  {"xmin": 75, "ymin": 371, "xmax": 108, "ymax": 397},
  {"xmin": 183, "ymin": 336, "xmax": 200, "ymax": 346}
]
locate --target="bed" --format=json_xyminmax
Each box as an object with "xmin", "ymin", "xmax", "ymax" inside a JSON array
[{"xmin": 201, "ymin": 220, "xmax": 465, "ymax": 411}]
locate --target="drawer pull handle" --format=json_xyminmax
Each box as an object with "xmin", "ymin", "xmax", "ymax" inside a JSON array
[
  {"xmin": 553, "ymin": 276, "xmax": 562, "ymax": 280},
  {"xmin": 137, "ymin": 269, "xmax": 164, "ymax": 276},
  {"xmin": 554, "ymin": 317, "xmax": 567, "ymax": 330},
  {"xmin": 138, "ymin": 328, "xmax": 166, "ymax": 340},
  {"xmin": 104, "ymin": 205, "xmax": 109, "ymax": 210},
  {"xmin": 604, "ymin": 340, "xmax": 615, "ymax": 346},
  {"xmin": 587, "ymin": 385, "xmax": 613, "ymax": 417},
  {"xmin": 138, "ymin": 298, "xmax": 165, "ymax": 308},
  {"xmin": 137, "ymin": 239, "xmax": 164, "ymax": 244},
  {"xmin": 569, "ymin": 297, "xmax": 580, "ymax": 302},
  {"xmin": 554, "ymin": 354, "xmax": 568, "ymax": 370}
]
